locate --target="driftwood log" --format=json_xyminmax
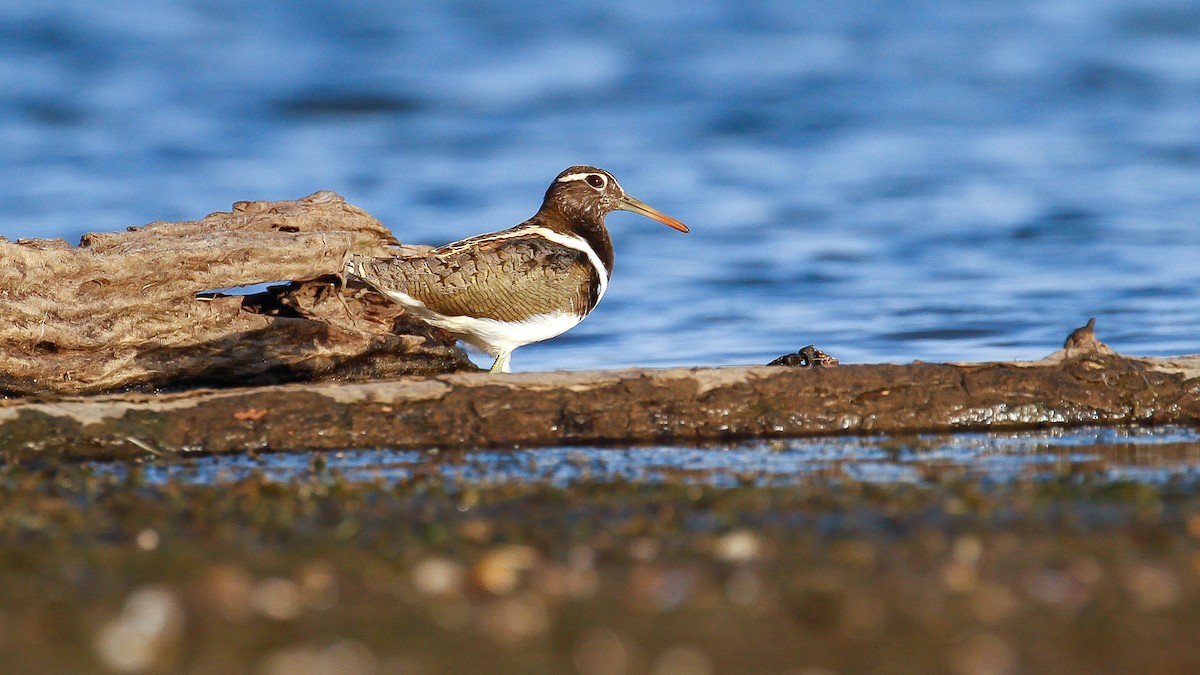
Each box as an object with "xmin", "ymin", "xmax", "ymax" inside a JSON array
[
  {"xmin": 4, "ymin": 197, "xmax": 1199, "ymax": 459},
  {"xmin": 2, "ymin": 322, "xmax": 1198, "ymax": 460},
  {"xmin": 0, "ymin": 192, "xmax": 473, "ymax": 396}
]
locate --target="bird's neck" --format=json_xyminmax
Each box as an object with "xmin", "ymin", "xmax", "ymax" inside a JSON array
[{"xmin": 534, "ymin": 209, "xmax": 615, "ymax": 279}]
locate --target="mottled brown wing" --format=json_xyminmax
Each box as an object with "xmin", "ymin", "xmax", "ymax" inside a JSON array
[{"xmin": 353, "ymin": 235, "xmax": 595, "ymax": 322}]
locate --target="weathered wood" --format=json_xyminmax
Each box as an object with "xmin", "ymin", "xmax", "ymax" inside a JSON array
[
  {"xmin": 0, "ymin": 192, "xmax": 473, "ymax": 395},
  {"xmin": 3, "ymin": 326, "xmax": 1198, "ymax": 460}
]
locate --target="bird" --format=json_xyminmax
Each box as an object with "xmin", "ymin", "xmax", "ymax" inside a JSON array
[{"xmin": 345, "ymin": 165, "xmax": 689, "ymax": 373}]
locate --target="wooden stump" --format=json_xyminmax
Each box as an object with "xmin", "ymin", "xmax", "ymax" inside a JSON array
[{"xmin": 0, "ymin": 191, "xmax": 474, "ymax": 395}]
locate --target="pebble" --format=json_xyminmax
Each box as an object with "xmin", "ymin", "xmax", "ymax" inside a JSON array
[
  {"xmin": 201, "ymin": 564, "xmax": 255, "ymax": 622},
  {"xmin": 411, "ymin": 557, "xmax": 465, "ymax": 596},
  {"xmin": 713, "ymin": 530, "xmax": 762, "ymax": 563},
  {"xmin": 1125, "ymin": 565, "xmax": 1180, "ymax": 611},
  {"xmin": 252, "ymin": 578, "xmax": 303, "ymax": 621},
  {"xmin": 93, "ymin": 586, "xmax": 184, "ymax": 674},
  {"xmin": 473, "ymin": 545, "xmax": 538, "ymax": 595}
]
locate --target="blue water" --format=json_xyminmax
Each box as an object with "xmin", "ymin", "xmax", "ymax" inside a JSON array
[
  {"xmin": 3, "ymin": 0, "xmax": 1199, "ymax": 372},
  {"xmin": 92, "ymin": 426, "xmax": 1200, "ymax": 487}
]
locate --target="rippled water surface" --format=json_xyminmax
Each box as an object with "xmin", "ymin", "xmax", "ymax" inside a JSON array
[{"xmin": 3, "ymin": 0, "xmax": 1199, "ymax": 371}]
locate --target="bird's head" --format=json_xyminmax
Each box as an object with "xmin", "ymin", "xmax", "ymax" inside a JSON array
[{"xmin": 541, "ymin": 165, "xmax": 689, "ymax": 233}]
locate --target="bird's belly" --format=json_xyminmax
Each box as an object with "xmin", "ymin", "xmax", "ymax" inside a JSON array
[
  {"xmin": 443, "ymin": 312, "xmax": 584, "ymax": 355},
  {"xmin": 379, "ymin": 289, "xmax": 584, "ymax": 355}
]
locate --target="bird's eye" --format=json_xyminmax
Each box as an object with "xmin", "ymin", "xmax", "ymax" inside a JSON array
[{"xmin": 586, "ymin": 174, "xmax": 605, "ymax": 188}]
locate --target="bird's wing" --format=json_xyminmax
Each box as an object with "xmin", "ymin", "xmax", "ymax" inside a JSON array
[{"xmin": 350, "ymin": 233, "xmax": 596, "ymax": 322}]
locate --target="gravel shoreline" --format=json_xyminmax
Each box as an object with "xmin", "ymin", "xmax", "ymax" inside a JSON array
[{"xmin": 4, "ymin": 461, "xmax": 1200, "ymax": 674}]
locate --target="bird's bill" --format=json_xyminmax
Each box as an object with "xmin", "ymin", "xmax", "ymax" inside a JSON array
[{"xmin": 618, "ymin": 195, "xmax": 690, "ymax": 233}]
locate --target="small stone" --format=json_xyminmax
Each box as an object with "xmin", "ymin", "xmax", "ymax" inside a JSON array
[
  {"xmin": 456, "ymin": 519, "xmax": 493, "ymax": 542},
  {"xmin": 299, "ymin": 562, "xmax": 339, "ymax": 610},
  {"xmin": 135, "ymin": 528, "xmax": 159, "ymax": 551},
  {"xmin": 201, "ymin": 564, "xmax": 255, "ymax": 622},
  {"xmin": 412, "ymin": 557, "xmax": 465, "ymax": 596},
  {"xmin": 473, "ymin": 545, "xmax": 538, "ymax": 595},
  {"xmin": 713, "ymin": 530, "xmax": 762, "ymax": 563},
  {"xmin": 654, "ymin": 568, "xmax": 698, "ymax": 611},
  {"xmin": 767, "ymin": 345, "xmax": 839, "ymax": 368},
  {"xmin": 629, "ymin": 538, "xmax": 659, "ymax": 562},
  {"xmin": 953, "ymin": 536, "xmax": 983, "ymax": 564},
  {"xmin": 252, "ymin": 578, "xmax": 304, "ymax": 620},
  {"xmin": 941, "ymin": 561, "xmax": 978, "ymax": 593},
  {"xmin": 1125, "ymin": 565, "xmax": 1179, "ymax": 610},
  {"xmin": 1186, "ymin": 514, "xmax": 1200, "ymax": 538},
  {"xmin": 93, "ymin": 586, "xmax": 184, "ymax": 674}
]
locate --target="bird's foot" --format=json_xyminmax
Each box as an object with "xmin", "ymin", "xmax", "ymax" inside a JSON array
[{"xmin": 489, "ymin": 352, "xmax": 512, "ymax": 373}]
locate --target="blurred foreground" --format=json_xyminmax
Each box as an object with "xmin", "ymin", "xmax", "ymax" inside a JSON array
[{"xmin": 5, "ymin": 431, "xmax": 1200, "ymax": 674}]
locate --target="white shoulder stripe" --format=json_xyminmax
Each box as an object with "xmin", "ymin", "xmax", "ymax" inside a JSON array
[{"xmin": 525, "ymin": 227, "xmax": 609, "ymax": 307}]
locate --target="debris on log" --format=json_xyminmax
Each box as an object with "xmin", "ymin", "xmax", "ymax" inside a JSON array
[
  {"xmin": 2, "ymin": 321, "xmax": 1197, "ymax": 460},
  {"xmin": 767, "ymin": 344, "xmax": 840, "ymax": 368},
  {"xmin": 0, "ymin": 192, "xmax": 474, "ymax": 396}
]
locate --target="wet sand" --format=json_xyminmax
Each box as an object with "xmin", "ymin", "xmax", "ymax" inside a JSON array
[{"xmin": 3, "ymin": 452, "xmax": 1200, "ymax": 674}]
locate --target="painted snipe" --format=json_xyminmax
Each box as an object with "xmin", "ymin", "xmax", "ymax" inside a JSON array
[{"xmin": 345, "ymin": 166, "xmax": 689, "ymax": 372}]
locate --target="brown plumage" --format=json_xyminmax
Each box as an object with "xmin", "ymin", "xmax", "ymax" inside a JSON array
[
  {"xmin": 346, "ymin": 165, "xmax": 689, "ymax": 373},
  {"xmin": 351, "ymin": 229, "xmax": 597, "ymax": 323}
]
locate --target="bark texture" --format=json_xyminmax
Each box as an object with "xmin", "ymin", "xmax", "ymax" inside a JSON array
[
  {"xmin": 0, "ymin": 192, "xmax": 474, "ymax": 395},
  {"xmin": 3, "ymin": 325, "xmax": 1198, "ymax": 460}
]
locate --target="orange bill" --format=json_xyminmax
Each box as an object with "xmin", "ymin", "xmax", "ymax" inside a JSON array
[{"xmin": 618, "ymin": 195, "xmax": 690, "ymax": 233}]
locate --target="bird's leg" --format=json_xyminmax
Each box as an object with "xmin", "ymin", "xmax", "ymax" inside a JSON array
[{"xmin": 489, "ymin": 351, "xmax": 512, "ymax": 373}]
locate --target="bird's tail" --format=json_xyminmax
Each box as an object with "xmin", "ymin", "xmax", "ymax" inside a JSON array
[{"xmin": 343, "ymin": 253, "xmax": 374, "ymax": 284}]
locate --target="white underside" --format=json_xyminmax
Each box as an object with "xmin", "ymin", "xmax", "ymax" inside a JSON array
[{"xmin": 379, "ymin": 289, "xmax": 583, "ymax": 357}]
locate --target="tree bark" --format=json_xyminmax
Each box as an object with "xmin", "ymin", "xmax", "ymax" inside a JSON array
[
  {"xmin": 0, "ymin": 192, "xmax": 473, "ymax": 395},
  {"xmin": 3, "ymin": 324, "xmax": 1198, "ymax": 460}
]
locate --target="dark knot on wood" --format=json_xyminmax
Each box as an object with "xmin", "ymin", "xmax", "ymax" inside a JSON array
[{"xmin": 768, "ymin": 345, "xmax": 840, "ymax": 368}]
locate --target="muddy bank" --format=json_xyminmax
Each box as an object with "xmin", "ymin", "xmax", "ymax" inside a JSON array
[
  {"xmin": 3, "ymin": 460, "xmax": 1200, "ymax": 674},
  {"xmin": 2, "ymin": 324, "xmax": 1198, "ymax": 460}
]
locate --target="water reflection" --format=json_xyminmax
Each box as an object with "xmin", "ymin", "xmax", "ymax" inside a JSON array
[{"xmin": 92, "ymin": 426, "xmax": 1200, "ymax": 488}]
